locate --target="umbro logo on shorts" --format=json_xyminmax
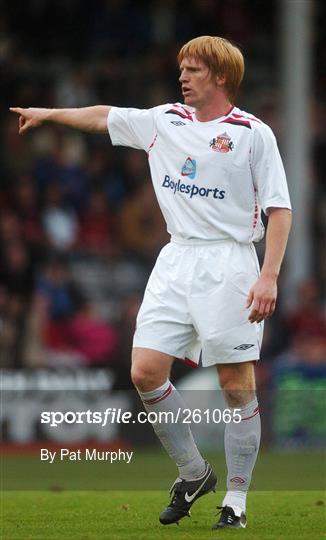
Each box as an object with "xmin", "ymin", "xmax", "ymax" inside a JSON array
[{"xmin": 234, "ymin": 344, "xmax": 254, "ymax": 350}]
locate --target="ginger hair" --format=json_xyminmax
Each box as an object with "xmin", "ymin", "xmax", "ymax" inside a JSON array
[{"xmin": 178, "ymin": 36, "xmax": 245, "ymax": 103}]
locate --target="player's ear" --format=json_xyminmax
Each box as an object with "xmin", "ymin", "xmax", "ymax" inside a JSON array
[
  {"xmin": 216, "ymin": 74, "xmax": 226, "ymax": 87},
  {"xmin": 215, "ymin": 75, "xmax": 226, "ymax": 87}
]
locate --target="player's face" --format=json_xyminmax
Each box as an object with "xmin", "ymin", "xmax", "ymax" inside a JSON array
[{"xmin": 179, "ymin": 57, "xmax": 218, "ymax": 108}]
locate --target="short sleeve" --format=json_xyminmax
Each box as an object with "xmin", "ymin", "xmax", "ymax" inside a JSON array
[
  {"xmin": 107, "ymin": 106, "xmax": 163, "ymax": 151},
  {"xmin": 250, "ymin": 124, "xmax": 292, "ymax": 215}
]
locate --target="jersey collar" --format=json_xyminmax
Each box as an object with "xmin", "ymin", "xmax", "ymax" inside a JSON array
[{"xmin": 193, "ymin": 105, "xmax": 235, "ymax": 125}]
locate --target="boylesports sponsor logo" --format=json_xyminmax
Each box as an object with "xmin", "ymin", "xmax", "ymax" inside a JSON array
[{"xmin": 162, "ymin": 175, "xmax": 225, "ymax": 200}]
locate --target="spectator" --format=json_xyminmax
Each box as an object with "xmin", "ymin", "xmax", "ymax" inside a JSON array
[
  {"xmin": 66, "ymin": 303, "xmax": 119, "ymax": 366},
  {"xmin": 286, "ymin": 280, "xmax": 326, "ymax": 342},
  {"xmin": 118, "ymin": 181, "xmax": 169, "ymax": 262},
  {"xmin": 33, "ymin": 257, "xmax": 119, "ymax": 367},
  {"xmin": 42, "ymin": 182, "xmax": 79, "ymax": 253},
  {"xmin": 0, "ymin": 239, "xmax": 36, "ymax": 367},
  {"xmin": 11, "ymin": 174, "xmax": 43, "ymax": 247},
  {"xmin": 77, "ymin": 189, "xmax": 117, "ymax": 256}
]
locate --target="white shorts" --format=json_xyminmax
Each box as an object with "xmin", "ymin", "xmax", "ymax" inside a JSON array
[{"xmin": 133, "ymin": 239, "xmax": 263, "ymax": 367}]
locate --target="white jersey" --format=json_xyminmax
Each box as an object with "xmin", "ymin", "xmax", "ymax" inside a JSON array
[{"xmin": 107, "ymin": 103, "xmax": 291, "ymax": 243}]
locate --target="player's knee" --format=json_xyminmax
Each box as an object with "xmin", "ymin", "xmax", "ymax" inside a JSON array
[
  {"xmin": 220, "ymin": 379, "xmax": 255, "ymax": 408},
  {"xmin": 130, "ymin": 365, "xmax": 145, "ymax": 389},
  {"xmin": 224, "ymin": 387, "xmax": 248, "ymax": 407},
  {"xmin": 218, "ymin": 364, "xmax": 255, "ymax": 406},
  {"xmin": 130, "ymin": 364, "xmax": 157, "ymax": 391},
  {"xmin": 131, "ymin": 348, "xmax": 172, "ymax": 391}
]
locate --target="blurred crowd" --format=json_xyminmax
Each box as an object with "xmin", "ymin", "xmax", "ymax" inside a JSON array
[{"xmin": 0, "ymin": 0, "xmax": 325, "ymax": 383}]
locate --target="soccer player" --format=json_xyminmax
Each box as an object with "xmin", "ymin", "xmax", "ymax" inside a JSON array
[{"xmin": 10, "ymin": 36, "xmax": 292, "ymax": 530}]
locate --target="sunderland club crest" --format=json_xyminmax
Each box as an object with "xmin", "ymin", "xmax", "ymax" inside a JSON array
[{"xmin": 210, "ymin": 132, "xmax": 234, "ymax": 153}]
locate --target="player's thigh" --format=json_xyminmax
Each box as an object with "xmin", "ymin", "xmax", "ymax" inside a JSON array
[{"xmin": 131, "ymin": 347, "xmax": 175, "ymax": 390}]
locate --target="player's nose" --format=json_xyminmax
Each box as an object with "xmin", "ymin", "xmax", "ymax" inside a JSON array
[{"xmin": 179, "ymin": 70, "xmax": 188, "ymax": 83}]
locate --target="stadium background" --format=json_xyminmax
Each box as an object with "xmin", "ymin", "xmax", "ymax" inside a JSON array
[{"xmin": 0, "ymin": 0, "xmax": 325, "ymax": 495}]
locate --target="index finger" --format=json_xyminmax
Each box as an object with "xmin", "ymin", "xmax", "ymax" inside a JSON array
[
  {"xmin": 248, "ymin": 300, "xmax": 261, "ymax": 323},
  {"xmin": 9, "ymin": 107, "xmax": 24, "ymax": 114}
]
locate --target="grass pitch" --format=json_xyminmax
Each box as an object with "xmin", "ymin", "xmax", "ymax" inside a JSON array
[
  {"xmin": 2, "ymin": 450, "xmax": 325, "ymax": 490},
  {"xmin": 2, "ymin": 490, "xmax": 325, "ymax": 539},
  {"xmin": 1, "ymin": 450, "xmax": 325, "ymax": 538}
]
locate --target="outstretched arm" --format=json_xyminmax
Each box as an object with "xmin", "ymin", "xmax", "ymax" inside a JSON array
[
  {"xmin": 9, "ymin": 105, "xmax": 111, "ymax": 134},
  {"xmin": 246, "ymin": 207, "xmax": 292, "ymax": 323}
]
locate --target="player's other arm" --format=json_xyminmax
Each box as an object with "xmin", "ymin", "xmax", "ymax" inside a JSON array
[
  {"xmin": 247, "ymin": 207, "xmax": 292, "ymax": 323},
  {"xmin": 260, "ymin": 207, "xmax": 292, "ymax": 281},
  {"xmin": 9, "ymin": 105, "xmax": 111, "ymax": 134}
]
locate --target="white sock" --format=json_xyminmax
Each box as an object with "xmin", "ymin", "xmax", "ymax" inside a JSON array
[
  {"xmin": 138, "ymin": 380, "xmax": 206, "ymax": 480},
  {"xmin": 222, "ymin": 397, "xmax": 261, "ymax": 514}
]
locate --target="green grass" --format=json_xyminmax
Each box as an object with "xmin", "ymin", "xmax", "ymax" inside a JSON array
[
  {"xmin": 1, "ymin": 490, "xmax": 325, "ymax": 539},
  {"xmin": 2, "ymin": 450, "xmax": 325, "ymax": 490},
  {"xmin": 1, "ymin": 450, "xmax": 326, "ymax": 538}
]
